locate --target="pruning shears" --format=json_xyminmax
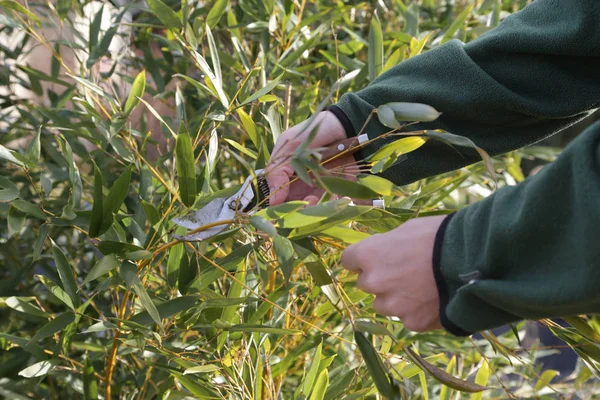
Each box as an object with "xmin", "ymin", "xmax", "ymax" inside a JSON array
[{"xmin": 172, "ymin": 133, "xmax": 373, "ymax": 241}]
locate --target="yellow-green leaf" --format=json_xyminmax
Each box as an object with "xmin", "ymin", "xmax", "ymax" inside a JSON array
[
  {"xmin": 124, "ymin": 70, "xmax": 146, "ymax": 115},
  {"xmin": 368, "ymin": 14, "xmax": 383, "ymax": 81},
  {"xmin": 206, "ymin": 0, "xmax": 228, "ymax": 28},
  {"xmin": 369, "ymin": 136, "xmax": 427, "ymax": 162},
  {"xmin": 146, "ymin": 0, "xmax": 182, "ymax": 29},
  {"xmin": 535, "ymin": 369, "xmax": 559, "ymax": 392},
  {"xmin": 320, "ymin": 176, "xmax": 379, "ymax": 200}
]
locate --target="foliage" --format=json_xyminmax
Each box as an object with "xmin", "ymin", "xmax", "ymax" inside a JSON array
[{"xmin": 1, "ymin": 0, "xmax": 599, "ymax": 399}]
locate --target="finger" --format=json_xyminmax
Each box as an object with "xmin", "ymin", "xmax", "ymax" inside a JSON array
[
  {"xmin": 265, "ymin": 165, "xmax": 294, "ymax": 206},
  {"xmin": 340, "ymin": 243, "xmax": 364, "ymax": 272},
  {"xmin": 373, "ymin": 296, "xmax": 398, "ymax": 317},
  {"xmin": 303, "ymin": 195, "xmax": 319, "ymax": 207},
  {"xmin": 356, "ymin": 271, "xmax": 382, "ymax": 295}
]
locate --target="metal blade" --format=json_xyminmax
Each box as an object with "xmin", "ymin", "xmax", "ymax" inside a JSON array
[{"xmin": 172, "ymin": 171, "xmax": 262, "ymax": 242}]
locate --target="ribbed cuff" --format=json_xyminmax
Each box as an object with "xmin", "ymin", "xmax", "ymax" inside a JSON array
[
  {"xmin": 325, "ymin": 105, "xmax": 356, "ymax": 137},
  {"xmin": 432, "ymin": 213, "xmax": 473, "ymax": 337}
]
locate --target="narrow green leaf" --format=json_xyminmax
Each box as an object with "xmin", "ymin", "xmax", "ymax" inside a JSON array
[
  {"xmin": 121, "ymin": 261, "xmax": 163, "ymax": 330},
  {"xmin": 0, "ymin": 332, "xmax": 47, "ymax": 360},
  {"xmin": 205, "ymin": 297, "xmax": 256, "ymax": 308},
  {"xmin": 130, "ymin": 295, "xmax": 199, "ymax": 326},
  {"xmin": 142, "ymin": 200, "xmax": 161, "ymax": 226},
  {"xmin": 183, "ymin": 364, "xmax": 221, "ymax": 375},
  {"xmin": 147, "ymin": 0, "xmax": 182, "ymax": 29},
  {"xmin": 176, "ymin": 129, "xmax": 197, "ymax": 207},
  {"xmin": 229, "ymin": 324, "xmax": 302, "ymax": 335},
  {"xmin": 273, "ymin": 235, "xmax": 295, "ymax": 282},
  {"xmin": 124, "ymin": 70, "xmax": 146, "ymax": 115},
  {"xmin": 89, "ymin": 4, "xmax": 104, "ymax": 53},
  {"xmin": 0, "ymin": 176, "xmax": 19, "ymax": 202},
  {"xmin": 26, "ymin": 126, "xmax": 41, "ymax": 162},
  {"xmin": 217, "ymin": 260, "xmax": 246, "ymax": 349},
  {"xmin": 36, "ymin": 275, "xmax": 74, "ymax": 310},
  {"xmin": 357, "ymin": 174, "xmax": 403, "ymax": 196},
  {"xmin": 103, "ymin": 166, "xmax": 131, "ymax": 215},
  {"xmin": 442, "ymin": 4, "xmax": 474, "ymax": 44},
  {"xmin": 88, "ymin": 162, "xmax": 104, "ymax": 238},
  {"xmin": 354, "ymin": 330, "xmax": 394, "ymax": 398},
  {"xmin": 236, "ymin": 109, "xmax": 259, "ymax": 148},
  {"xmin": 309, "ymin": 369, "xmax": 329, "ymax": 400},
  {"xmin": 5, "ymin": 296, "xmax": 49, "ymax": 318},
  {"xmin": 206, "ymin": 0, "xmax": 228, "ymax": 28},
  {"xmin": 100, "ymin": 166, "xmax": 131, "ymax": 234},
  {"xmin": 32, "ymin": 223, "xmax": 49, "ymax": 262},
  {"xmin": 138, "ymin": 97, "xmax": 177, "ymax": 137},
  {"xmin": 30, "ymin": 312, "xmax": 75, "ymax": 342},
  {"xmin": 250, "ymin": 215, "xmax": 277, "ymax": 237},
  {"xmin": 368, "ymin": 14, "xmax": 384, "ymax": 81},
  {"xmin": 87, "ymin": 25, "xmax": 119, "ymax": 68},
  {"xmin": 439, "ymin": 356, "xmax": 457, "ymax": 400},
  {"xmin": 535, "ymin": 369, "xmax": 560, "ymax": 392},
  {"xmin": 319, "ymin": 177, "xmax": 379, "ymax": 200},
  {"xmin": 303, "ymin": 342, "xmax": 323, "ymax": 396},
  {"xmin": 470, "ymin": 362, "xmax": 491, "ymax": 400},
  {"xmin": 82, "ymin": 254, "xmax": 119, "ymax": 287},
  {"xmin": 167, "ymin": 241, "xmax": 184, "ymax": 289},
  {"xmin": 83, "ymin": 321, "xmax": 118, "ymax": 334},
  {"xmin": 355, "ymin": 320, "xmax": 394, "ymax": 338},
  {"xmin": 84, "ymin": 355, "xmax": 99, "ymax": 400},
  {"xmin": 205, "ymin": 24, "xmax": 222, "ymax": 85},
  {"xmin": 241, "ymin": 75, "xmax": 283, "ymax": 105},
  {"xmin": 369, "ymin": 136, "xmax": 427, "ymax": 162},
  {"xmin": 425, "ymin": 130, "xmax": 496, "ymax": 182},
  {"xmin": 18, "ymin": 360, "xmax": 60, "ymax": 378},
  {"xmin": 97, "ymin": 241, "xmax": 144, "ymax": 256},
  {"xmin": 51, "ymin": 241, "xmax": 81, "ymax": 307},
  {"xmin": 12, "ymin": 199, "xmax": 46, "ymax": 219},
  {"xmin": 0, "ymin": 0, "xmax": 42, "ymax": 26}
]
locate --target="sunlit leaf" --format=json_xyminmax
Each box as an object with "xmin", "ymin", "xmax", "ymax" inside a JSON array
[
  {"xmin": 124, "ymin": 70, "xmax": 146, "ymax": 115},
  {"xmin": 368, "ymin": 13, "xmax": 383, "ymax": 81},
  {"xmin": 18, "ymin": 360, "xmax": 60, "ymax": 378},
  {"xmin": 146, "ymin": 0, "xmax": 182, "ymax": 29},
  {"xmin": 319, "ymin": 177, "xmax": 379, "ymax": 200},
  {"xmin": 206, "ymin": 0, "xmax": 228, "ymax": 28}
]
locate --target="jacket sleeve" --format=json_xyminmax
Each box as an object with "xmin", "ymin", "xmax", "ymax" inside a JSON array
[
  {"xmin": 332, "ymin": 0, "xmax": 600, "ymax": 185},
  {"xmin": 433, "ymin": 121, "xmax": 600, "ymax": 335}
]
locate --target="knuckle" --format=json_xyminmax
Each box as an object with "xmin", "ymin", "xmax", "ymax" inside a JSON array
[
  {"xmin": 402, "ymin": 317, "xmax": 425, "ymax": 332},
  {"xmin": 373, "ymin": 296, "xmax": 395, "ymax": 316},
  {"xmin": 356, "ymin": 272, "xmax": 378, "ymax": 293}
]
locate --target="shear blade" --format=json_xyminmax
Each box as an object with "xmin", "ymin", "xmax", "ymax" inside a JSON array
[{"xmin": 172, "ymin": 197, "xmax": 229, "ymax": 242}]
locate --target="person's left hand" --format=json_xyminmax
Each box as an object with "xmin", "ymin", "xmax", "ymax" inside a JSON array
[{"xmin": 341, "ymin": 215, "xmax": 446, "ymax": 332}]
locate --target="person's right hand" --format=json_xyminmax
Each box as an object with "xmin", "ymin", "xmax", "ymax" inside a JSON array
[{"xmin": 266, "ymin": 111, "xmax": 361, "ymax": 206}]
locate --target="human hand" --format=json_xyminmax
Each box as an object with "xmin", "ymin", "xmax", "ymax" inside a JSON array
[
  {"xmin": 341, "ymin": 215, "xmax": 446, "ymax": 332},
  {"xmin": 266, "ymin": 111, "xmax": 360, "ymax": 206}
]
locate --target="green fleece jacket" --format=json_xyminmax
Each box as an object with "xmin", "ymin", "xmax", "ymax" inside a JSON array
[{"xmin": 330, "ymin": 0, "xmax": 600, "ymax": 335}]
